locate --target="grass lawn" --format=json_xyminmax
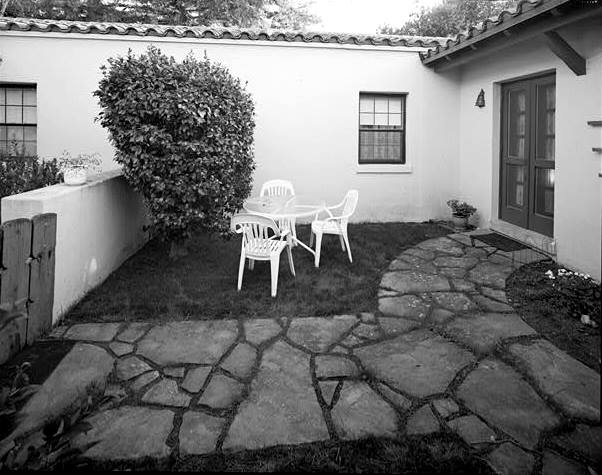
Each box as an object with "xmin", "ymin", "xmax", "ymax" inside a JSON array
[
  {"xmin": 65, "ymin": 435, "xmax": 493, "ymax": 473},
  {"xmin": 66, "ymin": 222, "xmax": 448, "ymax": 323}
]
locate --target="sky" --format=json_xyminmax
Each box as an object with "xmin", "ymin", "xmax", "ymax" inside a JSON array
[{"xmin": 306, "ymin": 0, "xmax": 444, "ymax": 34}]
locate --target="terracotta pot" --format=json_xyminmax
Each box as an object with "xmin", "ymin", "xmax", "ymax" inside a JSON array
[
  {"xmin": 63, "ymin": 168, "xmax": 87, "ymax": 186},
  {"xmin": 451, "ymin": 214, "xmax": 468, "ymax": 230}
]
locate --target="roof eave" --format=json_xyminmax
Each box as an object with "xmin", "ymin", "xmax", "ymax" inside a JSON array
[{"xmin": 421, "ymin": 0, "xmax": 601, "ymax": 70}]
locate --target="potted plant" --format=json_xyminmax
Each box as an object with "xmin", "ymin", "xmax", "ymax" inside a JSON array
[
  {"xmin": 446, "ymin": 199, "xmax": 477, "ymax": 230},
  {"xmin": 58, "ymin": 151, "xmax": 101, "ymax": 186}
]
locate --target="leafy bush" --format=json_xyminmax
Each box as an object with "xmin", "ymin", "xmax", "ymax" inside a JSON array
[
  {"xmin": 0, "ymin": 150, "xmax": 63, "ymax": 200},
  {"xmin": 94, "ymin": 46, "xmax": 256, "ymax": 243},
  {"xmin": 446, "ymin": 199, "xmax": 477, "ymax": 218},
  {"xmin": 57, "ymin": 151, "xmax": 102, "ymax": 172}
]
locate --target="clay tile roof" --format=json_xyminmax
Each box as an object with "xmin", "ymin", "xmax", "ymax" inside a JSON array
[
  {"xmin": 0, "ymin": 17, "xmax": 447, "ymax": 48},
  {"xmin": 420, "ymin": 0, "xmax": 574, "ymax": 62}
]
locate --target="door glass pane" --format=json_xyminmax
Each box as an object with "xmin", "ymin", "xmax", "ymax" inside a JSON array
[
  {"xmin": 535, "ymin": 168, "xmax": 554, "ymax": 216},
  {"xmin": 537, "ymin": 83, "xmax": 555, "ymax": 161},
  {"xmin": 508, "ymin": 90, "xmax": 526, "ymax": 159},
  {"xmin": 506, "ymin": 165, "xmax": 526, "ymax": 208}
]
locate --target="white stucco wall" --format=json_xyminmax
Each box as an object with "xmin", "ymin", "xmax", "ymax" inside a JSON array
[
  {"xmin": 457, "ymin": 20, "xmax": 602, "ymax": 280},
  {"xmin": 1, "ymin": 171, "xmax": 149, "ymax": 322},
  {"xmin": 0, "ymin": 32, "xmax": 460, "ymax": 223}
]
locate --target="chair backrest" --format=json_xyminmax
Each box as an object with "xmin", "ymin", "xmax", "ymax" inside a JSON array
[
  {"xmin": 231, "ymin": 213, "xmax": 281, "ymax": 245},
  {"xmin": 260, "ymin": 179, "xmax": 295, "ymax": 197},
  {"xmin": 340, "ymin": 190, "xmax": 359, "ymax": 219}
]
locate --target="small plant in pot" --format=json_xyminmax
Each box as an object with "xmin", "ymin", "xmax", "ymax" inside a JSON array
[
  {"xmin": 446, "ymin": 199, "xmax": 477, "ymax": 231},
  {"xmin": 58, "ymin": 151, "xmax": 101, "ymax": 186}
]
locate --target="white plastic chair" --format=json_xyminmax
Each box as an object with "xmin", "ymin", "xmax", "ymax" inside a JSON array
[
  {"xmin": 310, "ymin": 190, "xmax": 359, "ymax": 268},
  {"xmin": 259, "ymin": 179, "xmax": 295, "ymax": 197},
  {"xmin": 231, "ymin": 213, "xmax": 295, "ymax": 297},
  {"xmin": 259, "ymin": 179, "xmax": 297, "ymax": 241}
]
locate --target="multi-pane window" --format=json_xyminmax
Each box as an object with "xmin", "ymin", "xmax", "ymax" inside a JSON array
[
  {"xmin": 359, "ymin": 93, "xmax": 406, "ymax": 164},
  {"xmin": 0, "ymin": 85, "xmax": 37, "ymax": 157}
]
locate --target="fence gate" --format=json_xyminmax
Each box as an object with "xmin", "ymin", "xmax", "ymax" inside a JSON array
[{"xmin": 0, "ymin": 213, "xmax": 56, "ymax": 365}]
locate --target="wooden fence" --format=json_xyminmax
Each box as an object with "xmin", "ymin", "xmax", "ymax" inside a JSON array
[{"xmin": 0, "ymin": 213, "xmax": 56, "ymax": 365}]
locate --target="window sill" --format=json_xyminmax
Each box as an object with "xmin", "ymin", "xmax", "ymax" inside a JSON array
[{"xmin": 356, "ymin": 164, "xmax": 413, "ymax": 174}]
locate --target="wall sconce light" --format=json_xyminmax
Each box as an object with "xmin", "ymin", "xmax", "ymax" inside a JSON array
[{"xmin": 475, "ymin": 89, "xmax": 485, "ymax": 108}]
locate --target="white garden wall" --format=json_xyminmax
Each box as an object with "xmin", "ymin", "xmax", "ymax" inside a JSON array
[
  {"xmin": 457, "ymin": 20, "xmax": 602, "ymax": 280},
  {"xmin": 1, "ymin": 171, "xmax": 149, "ymax": 322},
  {"xmin": 0, "ymin": 32, "xmax": 460, "ymax": 223}
]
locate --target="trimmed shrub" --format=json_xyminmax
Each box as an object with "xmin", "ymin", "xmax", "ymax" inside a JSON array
[
  {"xmin": 94, "ymin": 46, "xmax": 256, "ymax": 243},
  {"xmin": 0, "ymin": 151, "xmax": 62, "ymax": 200}
]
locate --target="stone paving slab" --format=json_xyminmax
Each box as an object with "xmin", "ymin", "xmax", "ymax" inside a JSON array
[
  {"xmin": 550, "ymin": 424, "xmax": 602, "ymax": 467},
  {"xmin": 458, "ymin": 359, "xmax": 560, "ymax": 448},
  {"xmin": 179, "ymin": 412, "xmax": 225, "ymax": 455},
  {"xmin": 73, "ymin": 407, "xmax": 173, "ymax": 461},
  {"xmin": 448, "ymin": 415, "xmax": 496, "ymax": 445},
  {"xmin": 356, "ymin": 329, "xmax": 474, "ymax": 398},
  {"xmin": 10, "ymin": 230, "xmax": 597, "ymax": 473},
  {"xmin": 378, "ymin": 295, "xmax": 430, "ymax": 319},
  {"xmin": 486, "ymin": 443, "xmax": 534, "ymax": 475},
  {"xmin": 444, "ymin": 313, "xmax": 537, "ymax": 354},
  {"xmin": 221, "ymin": 343, "xmax": 257, "ymax": 380},
  {"xmin": 198, "ymin": 374, "xmax": 244, "ymax": 409},
  {"xmin": 509, "ymin": 339, "xmax": 600, "ymax": 422},
  {"xmin": 243, "ymin": 319, "xmax": 282, "ymax": 346},
  {"xmin": 117, "ymin": 322, "xmax": 151, "ymax": 343},
  {"xmin": 142, "ymin": 379, "xmax": 191, "ymax": 407},
  {"xmin": 64, "ymin": 323, "xmax": 121, "ymax": 342},
  {"xmin": 407, "ymin": 405, "xmax": 439, "ymax": 435},
  {"xmin": 542, "ymin": 450, "xmax": 590, "ymax": 475},
  {"xmin": 287, "ymin": 315, "xmax": 356, "ymax": 352},
  {"xmin": 381, "ymin": 271, "xmax": 450, "ymax": 293},
  {"xmin": 332, "ymin": 381, "xmax": 399, "ymax": 440},
  {"xmin": 223, "ymin": 341, "xmax": 329, "ymax": 451},
  {"xmin": 137, "ymin": 321, "xmax": 238, "ymax": 366}
]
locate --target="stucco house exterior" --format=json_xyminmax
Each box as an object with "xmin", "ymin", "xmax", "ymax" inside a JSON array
[{"xmin": 0, "ymin": 0, "xmax": 600, "ymax": 280}]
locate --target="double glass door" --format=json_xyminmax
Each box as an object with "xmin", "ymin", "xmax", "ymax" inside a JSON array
[{"xmin": 500, "ymin": 74, "xmax": 555, "ymax": 237}]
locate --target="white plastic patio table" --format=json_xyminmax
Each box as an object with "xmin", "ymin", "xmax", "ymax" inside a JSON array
[{"xmin": 243, "ymin": 195, "xmax": 326, "ymax": 256}]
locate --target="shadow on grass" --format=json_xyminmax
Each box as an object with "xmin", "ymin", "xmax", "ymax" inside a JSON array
[{"xmin": 66, "ymin": 222, "xmax": 448, "ymax": 323}]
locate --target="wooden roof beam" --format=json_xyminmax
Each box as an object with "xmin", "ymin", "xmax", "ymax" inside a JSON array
[{"xmin": 544, "ymin": 30, "xmax": 586, "ymax": 75}]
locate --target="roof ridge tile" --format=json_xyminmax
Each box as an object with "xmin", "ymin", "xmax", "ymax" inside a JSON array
[{"xmin": 0, "ymin": 16, "xmax": 448, "ymax": 48}]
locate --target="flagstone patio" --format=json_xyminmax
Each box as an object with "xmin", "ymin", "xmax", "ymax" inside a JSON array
[{"xmin": 5, "ymin": 233, "xmax": 601, "ymax": 473}]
